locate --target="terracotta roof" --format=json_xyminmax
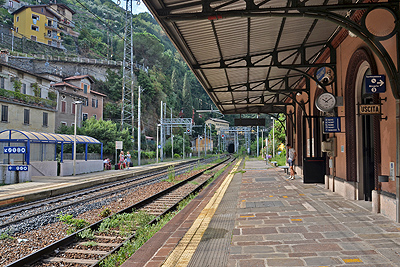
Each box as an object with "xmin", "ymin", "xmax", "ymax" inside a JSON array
[
  {"xmin": 52, "ymin": 81, "xmax": 81, "ymax": 90},
  {"xmin": 64, "ymin": 75, "xmax": 94, "ymax": 83},
  {"xmin": 91, "ymin": 90, "xmax": 106, "ymax": 97},
  {"xmin": 52, "ymin": 81, "xmax": 106, "ymax": 97}
]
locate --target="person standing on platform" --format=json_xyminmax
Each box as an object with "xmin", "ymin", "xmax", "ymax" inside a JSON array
[
  {"xmin": 287, "ymin": 144, "xmax": 296, "ymax": 180},
  {"xmin": 119, "ymin": 151, "xmax": 125, "ymax": 170},
  {"xmin": 126, "ymin": 151, "xmax": 132, "ymax": 168}
]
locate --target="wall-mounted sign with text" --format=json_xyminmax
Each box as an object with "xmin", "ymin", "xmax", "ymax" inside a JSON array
[
  {"xmin": 365, "ymin": 75, "xmax": 386, "ymax": 93},
  {"xmin": 358, "ymin": 104, "xmax": 381, "ymax": 115},
  {"xmin": 324, "ymin": 117, "xmax": 341, "ymax": 133}
]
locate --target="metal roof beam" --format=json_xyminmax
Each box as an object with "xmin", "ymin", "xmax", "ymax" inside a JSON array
[
  {"xmin": 193, "ymin": 41, "xmax": 334, "ymax": 70},
  {"xmin": 209, "ymin": 74, "xmax": 305, "ymax": 91},
  {"xmin": 158, "ymin": 2, "xmax": 396, "ymax": 20}
]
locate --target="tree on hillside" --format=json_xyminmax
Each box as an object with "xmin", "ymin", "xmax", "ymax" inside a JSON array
[
  {"xmin": 182, "ymin": 72, "xmax": 193, "ymax": 118},
  {"xmin": 134, "ymin": 32, "xmax": 164, "ymax": 67},
  {"xmin": 168, "ymin": 68, "xmax": 179, "ymax": 109}
]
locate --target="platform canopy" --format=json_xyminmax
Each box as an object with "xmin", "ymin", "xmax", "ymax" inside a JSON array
[
  {"xmin": 0, "ymin": 130, "xmax": 102, "ymax": 164},
  {"xmin": 143, "ymin": 0, "xmax": 400, "ymax": 114},
  {"xmin": 0, "ymin": 129, "xmax": 101, "ymax": 144}
]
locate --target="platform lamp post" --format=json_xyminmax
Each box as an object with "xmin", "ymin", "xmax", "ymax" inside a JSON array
[
  {"xmin": 271, "ymin": 117, "xmax": 275, "ymax": 158},
  {"xmin": 73, "ymin": 100, "xmax": 82, "ymax": 176},
  {"xmin": 156, "ymin": 124, "xmax": 161, "ymax": 163}
]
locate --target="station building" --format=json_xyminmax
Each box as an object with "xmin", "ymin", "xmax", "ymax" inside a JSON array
[{"xmin": 143, "ymin": 1, "xmax": 400, "ymax": 222}]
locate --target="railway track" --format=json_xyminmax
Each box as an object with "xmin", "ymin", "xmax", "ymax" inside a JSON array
[
  {"xmin": 5, "ymin": 156, "xmax": 235, "ymax": 267},
  {"xmin": 0, "ymin": 158, "xmax": 214, "ymax": 231}
]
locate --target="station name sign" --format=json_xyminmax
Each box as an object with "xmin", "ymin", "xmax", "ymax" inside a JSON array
[
  {"xmin": 8, "ymin": 165, "xmax": 28, "ymax": 171},
  {"xmin": 4, "ymin": 147, "xmax": 26, "ymax": 154},
  {"xmin": 235, "ymin": 118, "xmax": 265, "ymax": 127},
  {"xmin": 358, "ymin": 104, "xmax": 381, "ymax": 115}
]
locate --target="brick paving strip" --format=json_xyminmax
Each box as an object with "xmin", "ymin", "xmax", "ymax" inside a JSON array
[
  {"xmin": 228, "ymin": 160, "xmax": 400, "ymax": 267},
  {"xmin": 161, "ymin": 159, "xmax": 242, "ymax": 266},
  {"xmin": 121, "ymin": 159, "xmax": 243, "ymax": 267}
]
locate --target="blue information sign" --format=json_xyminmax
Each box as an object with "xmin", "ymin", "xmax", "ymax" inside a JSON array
[
  {"xmin": 324, "ymin": 117, "xmax": 341, "ymax": 133},
  {"xmin": 4, "ymin": 147, "xmax": 26, "ymax": 154},
  {"xmin": 316, "ymin": 67, "xmax": 326, "ymax": 82},
  {"xmin": 365, "ymin": 75, "xmax": 386, "ymax": 93},
  {"xmin": 8, "ymin": 165, "xmax": 28, "ymax": 171}
]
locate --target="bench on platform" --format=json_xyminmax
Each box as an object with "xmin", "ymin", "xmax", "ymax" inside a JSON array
[
  {"xmin": 279, "ymin": 166, "xmax": 289, "ymax": 174},
  {"xmin": 271, "ymin": 161, "xmax": 278, "ymax": 167}
]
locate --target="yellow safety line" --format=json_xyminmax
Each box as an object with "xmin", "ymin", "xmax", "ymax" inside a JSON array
[{"xmin": 161, "ymin": 159, "xmax": 242, "ymax": 267}]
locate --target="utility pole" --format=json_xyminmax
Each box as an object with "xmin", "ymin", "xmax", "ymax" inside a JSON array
[
  {"xmin": 171, "ymin": 108, "xmax": 173, "ymax": 160},
  {"xmin": 204, "ymin": 125, "xmax": 207, "ymax": 157},
  {"xmin": 183, "ymin": 132, "xmax": 185, "ymax": 159},
  {"xmin": 163, "ymin": 102, "xmax": 166, "ymax": 159},
  {"xmin": 160, "ymin": 101, "xmax": 163, "ymax": 162},
  {"xmin": 138, "ymin": 86, "xmax": 141, "ymax": 166}
]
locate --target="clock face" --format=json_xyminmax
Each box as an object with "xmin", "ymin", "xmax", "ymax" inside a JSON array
[{"xmin": 316, "ymin": 92, "xmax": 336, "ymax": 112}]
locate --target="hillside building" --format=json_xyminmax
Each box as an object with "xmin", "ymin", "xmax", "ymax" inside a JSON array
[
  {"xmin": 12, "ymin": 4, "xmax": 78, "ymax": 49},
  {"xmin": 194, "ymin": 137, "xmax": 213, "ymax": 152},
  {"xmin": 0, "ymin": 54, "xmax": 57, "ymax": 133},
  {"xmin": 205, "ymin": 118, "xmax": 229, "ymax": 134},
  {"xmin": 52, "ymin": 75, "xmax": 105, "ymax": 129}
]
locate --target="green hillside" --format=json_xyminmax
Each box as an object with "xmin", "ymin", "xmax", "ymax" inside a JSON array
[{"xmin": 8, "ymin": 0, "xmax": 220, "ymax": 137}]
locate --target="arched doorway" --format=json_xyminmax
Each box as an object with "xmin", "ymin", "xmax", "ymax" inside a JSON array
[{"xmin": 345, "ymin": 48, "xmax": 380, "ymax": 201}]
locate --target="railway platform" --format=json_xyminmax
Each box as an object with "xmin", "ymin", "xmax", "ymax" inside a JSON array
[
  {"xmin": 0, "ymin": 159, "xmax": 195, "ymax": 208},
  {"xmin": 123, "ymin": 159, "xmax": 400, "ymax": 267}
]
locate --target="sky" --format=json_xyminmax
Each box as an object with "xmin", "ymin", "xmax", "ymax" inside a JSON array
[{"xmin": 113, "ymin": 0, "xmax": 150, "ymax": 14}]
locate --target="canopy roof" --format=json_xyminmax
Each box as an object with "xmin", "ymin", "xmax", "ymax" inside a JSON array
[
  {"xmin": 143, "ymin": 0, "xmax": 400, "ymax": 114},
  {"xmin": 0, "ymin": 130, "xmax": 101, "ymax": 144}
]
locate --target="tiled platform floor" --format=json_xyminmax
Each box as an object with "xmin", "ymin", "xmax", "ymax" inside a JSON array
[{"xmin": 130, "ymin": 159, "xmax": 400, "ymax": 266}]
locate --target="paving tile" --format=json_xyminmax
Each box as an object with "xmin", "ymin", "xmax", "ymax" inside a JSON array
[
  {"xmin": 301, "ymin": 232, "xmax": 324, "ymax": 239},
  {"xmin": 241, "ymin": 227, "xmax": 278, "ymax": 235},
  {"xmin": 292, "ymin": 243, "xmax": 342, "ymax": 253},
  {"xmin": 323, "ymin": 231, "xmax": 356, "ymax": 239},
  {"xmin": 274, "ymin": 245, "xmax": 292, "ymax": 253},
  {"xmin": 242, "ymin": 245, "xmax": 275, "ymax": 254},
  {"xmin": 339, "ymin": 242, "xmax": 375, "ymax": 251},
  {"xmin": 303, "ymin": 256, "xmax": 343, "ymax": 266},
  {"xmin": 288, "ymin": 252, "xmax": 318, "ymax": 257},
  {"xmin": 266, "ymin": 258, "xmax": 305, "ymax": 266},
  {"xmin": 277, "ymin": 226, "xmax": 308, "ymax": 233},
  {"xmin": 232, "ymin": 235, "xmax": 264, "ymax": 242},
  {"xmin": 238, "ymin": 259, "xmax": 265, "ymax": 267}
]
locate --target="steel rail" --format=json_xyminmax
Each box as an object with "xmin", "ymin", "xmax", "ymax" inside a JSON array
[
  {"xmin": 92, "ymin": 156, "xmax": 236, "ymax": 267},
  {"xmin": 0, "ymin": 159, "xmax": 205, "ymax": 229},
  {"xmin": 6, "ymin": 155, "xmax": 231, "ymax": 267}
]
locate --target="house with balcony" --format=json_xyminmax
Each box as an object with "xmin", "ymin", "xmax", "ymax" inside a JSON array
[
  {"xmin": 0, "ymin": 52, "xmax": 57, "ymax": 133},
  {"xmin": 3, "ymin": 0, "xmax": 23, "ymax": 13},
  {"xmin": 11, "ymin": 4, "xmax": 78, "ymax": 48},
  {"xmin": 49, "ymin": 4, "xmax": 78, "ymax": 37},
  {"xmin": 52, "ymin": 75, "xmax": 105, "ymax": 129}
]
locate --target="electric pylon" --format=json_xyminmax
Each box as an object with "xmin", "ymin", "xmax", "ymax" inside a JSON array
[{"xmin": 121, "ymin": 0, "xmax": 135, "ymax": 139}]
